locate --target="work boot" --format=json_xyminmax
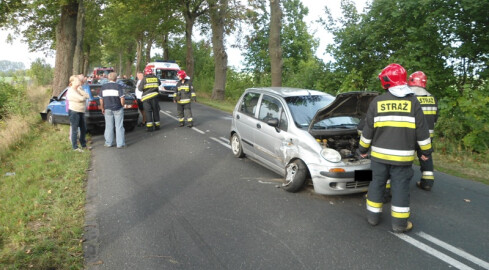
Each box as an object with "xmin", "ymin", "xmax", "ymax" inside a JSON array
[
  {"xmin": 155, "ymin": 125, "xmax": 160, "ymax": 131},
  {"xmin": 146, "ymin": 127, "xmax": 154, "ymax": 132},
  {"xmin": 179, "ymin": 122, "xmax": 184, "ymax": 127},
  {"xmin": 416, "ymin": 181, "xmax": 432, "ymax": 191},
  {"xmin": 392, "ymin": 221, "xmax": 413, "ymax": 233},
  {"xmin": 366, "ymin": 211, "xmax": 380, "ymax": 226},
  {"xmin": 187, "ymin": 122, "xmax": 193, "ymax": 128}
]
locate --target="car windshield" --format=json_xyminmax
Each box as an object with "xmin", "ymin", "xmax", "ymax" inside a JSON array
[
  {"xmin": 285, "ymin": 95, "xmax": 332, "ymax": 128},
  {"xmin": 96, "ymin": 69, "xmax": 113, "ymax": 76},
  {"xmin": 156, "ymin": 69, "xmax": 178, "ymax": 80},
  {"xmin": 311, "ymin": 116, "xmax": 360, "ymax": 130},
  {"xmin": 285, "ymin": 95, "xmax": 361, "ymax": 129}
]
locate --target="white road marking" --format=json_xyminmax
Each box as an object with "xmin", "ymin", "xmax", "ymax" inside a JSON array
[
  {"xmin": 211, "ymin": 137, "xmax": 231, "ymax": 149},
  {"xmin": 392, "ymin": 232, "xmax": 476, "ymax": 270},
  {"xmin": 160, "ymin": 110, "xmax": 178, "ymax": 121},
  {"xmin": 193, "ymin": 127, "xmax": 205, "ymax": 134},
  {"xmin": 219, "ymin": 136, "xmax": 229, "ymax": 144},
  {"xmin": 416, "ymin": 232, "xmax": 489, "ymax": 269}
]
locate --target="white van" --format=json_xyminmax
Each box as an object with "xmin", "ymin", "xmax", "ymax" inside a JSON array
[{"xmin": 145, "ymin": 61, "xmax": 180, "ymax": 98}]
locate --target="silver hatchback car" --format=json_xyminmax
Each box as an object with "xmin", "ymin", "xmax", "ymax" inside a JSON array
[{"xmin": 230, "ymin": 87, "xmax": 378, "ymax": 195}]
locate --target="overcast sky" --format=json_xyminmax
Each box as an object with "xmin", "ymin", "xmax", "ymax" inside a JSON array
[{"xmin": 0, "ymin": 0, "xmax": 366, "ymax": 70}]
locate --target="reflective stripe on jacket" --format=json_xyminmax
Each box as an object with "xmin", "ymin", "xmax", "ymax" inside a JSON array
[
  {"xmin": 174, "ymin": 79, "xmax": 196, "ymax": 104},
  {"xmin": 411, "ymin": 86, "xmax": 438, "ymax": 138},
  {"xmin": 359, "ymin": 91, "xmax": 432, "ymax": 166},
  {"xmin": 139, "ymin": 75, "xmax": 160, "ymax": 101}
]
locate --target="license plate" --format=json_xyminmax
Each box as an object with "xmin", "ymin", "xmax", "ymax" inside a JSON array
[
  {"xmin": 355, "ymin": 170, "xmax": 372, "ymax": 181},
  {"xmin": 168, "ymin": 94, "xmax": 173, "ymax": 97}
]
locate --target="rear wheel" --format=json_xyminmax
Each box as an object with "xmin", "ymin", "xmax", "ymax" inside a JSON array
[
  {"xmin": 125, "ymin": 121, "xmax": 137, "ymax": 132},
  {"xmin": 282, "ymin": 159, "xmax": 307, "ymax": 192},
  {"xmin": 231, "ymin": 133, "xmax": 244, "ymax": 158},
  {"xmin": 47, "ymin": 111, "xmax": 55, "ymax": 125}
]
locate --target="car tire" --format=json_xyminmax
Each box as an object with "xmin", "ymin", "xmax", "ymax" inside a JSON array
[
  {"xmin": 47, "ymin": 111, "xmax": 55, "ymax": 125},
  {"xmin": 231, "ymin": 133, "xmax": 245, "ymax": 158},
  {"xmin": 125, "ymin": 122, "xmax": 137, "ymax": 132},
  {"xmin": 283, "ymin": 159, "xmax": 307, "ymax": 192}
]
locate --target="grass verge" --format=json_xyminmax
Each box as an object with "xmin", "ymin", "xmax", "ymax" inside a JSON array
[{"xmin": 0, "ymin": 122, "xmax": 89, "ymax": 269}]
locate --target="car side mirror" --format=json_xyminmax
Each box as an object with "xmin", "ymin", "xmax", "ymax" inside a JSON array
[{"xmin": 267, "ymin": 118, "xmax": 279, "ymax": 127}]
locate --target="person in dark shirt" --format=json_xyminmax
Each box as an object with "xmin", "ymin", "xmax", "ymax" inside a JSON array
[{"xmin": 100, "ymin": 72, "xmax": 125, "ymax": 148}]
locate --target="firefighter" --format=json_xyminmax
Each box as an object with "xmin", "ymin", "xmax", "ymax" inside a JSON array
[
  {"xmin": 409, "ymin": 71, "xmax": 438, "ymax": 191},
  {"xmin": 138, "ymin": 67, "xmax": 161, "ymax": 132},
  {"xmin": 358, "ymin": 63, "xmax": 432, "ymax": 233},
  {"xmin": 174, "ymin": 70, "xmax": 196, "ymax": 127}
]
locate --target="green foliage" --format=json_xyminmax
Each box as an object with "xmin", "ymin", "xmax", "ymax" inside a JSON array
[
  {"xmin": 224, "ymin": 68, "xmax": 254, "ymax": 100},
  {"xmin": 436, "ymin": 83, "xmax": 489, "ymax": 152},
  {"xmin": 28, "ymin": 58, "xmax": 53, "ymax": 86},
  {"xmin": 0, "ymin": 124, "xmax": 88, "ymax": 269},
  {"xmin": 244, "ymin": 0, "xmax": 318, "ymax": 84},
  {"xmin": 0, "ymin": 79, "xmax": 31, "ymax": 119}
]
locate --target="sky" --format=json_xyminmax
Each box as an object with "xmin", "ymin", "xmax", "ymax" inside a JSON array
[{"xmin": 0, "ymin": 0, "xmax": 366, "ymax": 70}]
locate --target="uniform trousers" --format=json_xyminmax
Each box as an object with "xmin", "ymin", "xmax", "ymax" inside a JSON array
[
  {"xmin": 143, "ymin": 97, "xmax": 160, "ymax": 129},
  {"xmin": 367, "ymin": 160, "xmax": 413, "ymax": 230}
]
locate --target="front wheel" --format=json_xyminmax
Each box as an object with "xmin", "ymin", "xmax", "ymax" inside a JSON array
[
  {"xmin": 231, "ymin": 133, "xmax": 245, "ymax": 158},
  {"xmin": 47, "ymin": 111, "xmax": 55, "ymax": 125},
  {"xmin": 282, "ymin": 159, "xmax": 307, "ymax": 192}
]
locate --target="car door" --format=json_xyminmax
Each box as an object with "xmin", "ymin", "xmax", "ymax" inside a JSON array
[
  {"xmin": 51, "ymin": 89, "xmax": 69, "ymax": 124},
  {"xmin": 253, "ymin": 94, "xmax": 289, "ymax": 172},
  {"xmin": 234, "ymin": 91, "xmax": 261, "ymax": 156}
]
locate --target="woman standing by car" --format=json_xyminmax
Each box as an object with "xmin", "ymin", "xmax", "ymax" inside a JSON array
[{"xmin": 67, "ymin": 75, "xmax": 90, "ymax": 152}]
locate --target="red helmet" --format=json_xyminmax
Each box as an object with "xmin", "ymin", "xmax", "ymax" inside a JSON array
[
  {"xmin": 144, "ymin": 66, "xmax": 153, "ymax": 75},
  {"xmin": 408, "ymin": 71, "xmax": 427, "ymax": 88},
  {"xmin": 378, "ymin": 63, "xmax": 407, "ymax": 89},
  {"xmin": 177, "ymin": 70, "xmax": 187, "ymax": 80}
]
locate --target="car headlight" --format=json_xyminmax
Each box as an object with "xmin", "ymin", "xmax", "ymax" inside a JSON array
[{"xmin": 321, "ymin": 148, "xmax": 342, "ymax": 163}]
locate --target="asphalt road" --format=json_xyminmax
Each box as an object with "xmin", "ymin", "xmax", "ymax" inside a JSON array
[{"xmin": 84, "ymin": 100, "xmax": 489, "ymax": 270}]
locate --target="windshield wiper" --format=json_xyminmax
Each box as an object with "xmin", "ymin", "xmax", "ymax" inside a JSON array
[{"xmin": 327, "ymin": 124, "xmax": 357, "ymax": 129}]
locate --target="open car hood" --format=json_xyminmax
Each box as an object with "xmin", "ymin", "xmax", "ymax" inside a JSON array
[{"xmin": 308, "ymin": 91, "xmax": 379, "ymax": 132}]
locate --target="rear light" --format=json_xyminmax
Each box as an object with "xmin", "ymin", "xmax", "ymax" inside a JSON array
[
  {"xmin": 87, "ymin": 100, "xmax": 99, "ymax": 111},
  {"xmin": 124, "ymin": 99, "xmax": 138, "ymax": 109}
]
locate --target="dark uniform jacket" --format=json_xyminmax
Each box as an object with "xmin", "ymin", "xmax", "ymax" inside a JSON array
[
  {"xmin": 174, "ymin": 79, "xmax": 196, "ymax": 104},
  {"xmin": 138, "ymin": 74, "xmax": 160, "ymax": 102},
  {"xmin": 411, "ymin": 86, "xmax": 438, "ymax": 138},
  {"xmin": 359, "ymin": 90, "xmax": 432, "ymax": 166}
]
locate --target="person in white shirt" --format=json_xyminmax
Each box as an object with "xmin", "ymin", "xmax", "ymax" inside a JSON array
[{"xmin": 135, "ymin": 71, "xmax": 146, "ymax": 126}]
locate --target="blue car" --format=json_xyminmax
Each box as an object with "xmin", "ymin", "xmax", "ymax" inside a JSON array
[{"xmin": 40, "ymin": 84, "xmax": 140, "ymax": 131}]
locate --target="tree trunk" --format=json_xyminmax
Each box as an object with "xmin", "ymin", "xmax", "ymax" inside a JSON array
[
  {"xmin": 52, "ymin": 1, "xmax": 78, "ymax": 96},
  {"xmin": 73, "ymin": 0, "xmax": 85, "ymax": 75},
  {"xmin": 145, "ymin": 39, "xmax": 152, "ymax": 65},
  {"xmin": 184, "ymin": 17, "xmax": 195, "ymax": 79},
  {"xmin": 269, "ymin": 0, "xmax": 282, "ymax": 87},
  {"xmin": 162, "ymin": 33, "xmax": 169, "ymax": 61},
  {"xmin": 83, "ymin": 46, "xmax": 90, "ymax": 75},
  {"xmin": 124, "ymin": 43, "xmax": 135, "ymax": 77},
  {"xmin": 210, "ymin": 0, "xmax": 228, "ymax": 100},
  {"xmin": 136, "ymin": 35, "xmax": 143, "ymax": 72}
]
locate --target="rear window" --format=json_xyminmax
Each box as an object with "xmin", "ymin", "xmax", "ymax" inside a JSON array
[{"xmin": 90, "ymin": 86, "xmax": 101, "ymax": 97}]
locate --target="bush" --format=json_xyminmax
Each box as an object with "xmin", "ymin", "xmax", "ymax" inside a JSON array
[
  {"xmin": 0, "ymin": 80, "xmax": 30, "ymax": 119},
  {"xmin": 436, "ymin": 83, "xmax": 489, "ymax": 152},
  {"xmin": 28, "ymin": 58, "xmax": 53, "ymax": 86}
]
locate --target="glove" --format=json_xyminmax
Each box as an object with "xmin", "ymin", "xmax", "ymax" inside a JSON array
[{"xmin": 192, "ymin": 97, "xmax": 197, "ymax": 102}]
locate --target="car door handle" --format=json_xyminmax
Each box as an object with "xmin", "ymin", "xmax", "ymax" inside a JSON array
[
  {"xmin": 256, "ymin": 123, "xmax": 261, "ymax": 129},
  {"xmin": 236, "ymin": 114, "xmax": 240, "ymax": 119}
]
